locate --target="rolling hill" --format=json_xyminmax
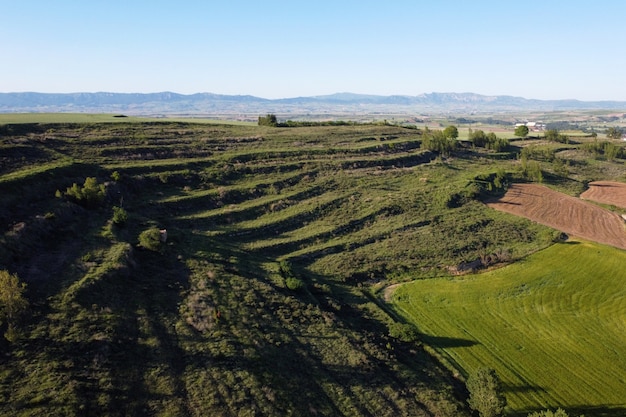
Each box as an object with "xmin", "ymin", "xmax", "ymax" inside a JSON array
[{"xmin": 2, "ymin": 91, "xmax": 626, "ymax": 115}]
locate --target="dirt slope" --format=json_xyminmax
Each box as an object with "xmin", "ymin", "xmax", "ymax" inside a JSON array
[
  {"xmin": 580, "ymin": 181, "xmax": 626, "ymax": 209},
  {"xmin": 486, "ymin": 183, "xmax": 626, "ymax": 250}
]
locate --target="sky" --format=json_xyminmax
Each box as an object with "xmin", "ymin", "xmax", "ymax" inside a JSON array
[{"xmin": 2, "ymin": 0, "xmax": 626, "ymax": 101}]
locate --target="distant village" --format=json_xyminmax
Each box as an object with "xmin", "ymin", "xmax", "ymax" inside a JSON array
[{"xmin": 514, "ymin": 121, "xmax": 546, "ymax": 131}]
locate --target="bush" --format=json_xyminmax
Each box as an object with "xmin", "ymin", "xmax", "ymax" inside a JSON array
[
  {"xmin": 112, "ymin": 206, "xmax": 128, "ymax": 226},
  {"xmin": 545, "ymin": 129, "xmax": 569, "ymax": 143},
  {"xmin": 388, "ymin": 322, "xmax": 420, "ymax": 342},
  {"xmin": 0, "ymin": 270, "xmax": 29, "ymax": 342},
  {"xmin": 258, "ymin": 114, "xmax": 278, "ymax": 127},
  {"xmin": 469, "ymin": 130, "xmax": 509, "ymax": 151},
  {"xmin": 421, "ymin": 130, "xmax": 457, "ymax": 156},
  {"xmin": 64, "ymin": 177, "xmax": 106, "ymax": 208},
  {"xmin": 285, "ymin": 276, "xmax": 304, "ymax": 291},
  {"xmin": 467, "ymin": 368, "xmax": 507, "ymax": 417},
  {"xmin": 138, "ymin": 227, "xmax": 162, "ymax": 252}
]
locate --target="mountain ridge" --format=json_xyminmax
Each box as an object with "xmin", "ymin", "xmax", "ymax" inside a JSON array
[{"xmin": 1, "ymin": 91, "xmax": 625, "ymax": 115}]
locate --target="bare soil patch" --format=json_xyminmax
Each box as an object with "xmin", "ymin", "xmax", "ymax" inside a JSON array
[
  {"xmin": 486, "ymin": 183, "xmax": 626, "ymax": 250},
  {"xmin": 383, "ymin": 283, "xmax": 402, "ymax": 302},
  {"xmin": 580, "ymin": 181, "xmax": 626, "ymax": 209}
]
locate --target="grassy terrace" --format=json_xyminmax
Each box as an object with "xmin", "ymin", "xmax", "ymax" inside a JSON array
[{"xmin": 0, "ymin": 118, "xmax": 625, "ymax": 416}]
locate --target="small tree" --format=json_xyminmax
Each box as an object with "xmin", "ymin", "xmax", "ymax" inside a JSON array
[
  {"xmin": 514, "ymin": 125, "xmax": 529, "ymax": 138},
  {"xmin": 64, "ymin": 177, "xmax": 106, "ymax": 208},
  {"xmin": 138, "ymin": 227, "xmax": 162, "ymax": 252},
  {"xmin": 606, "ymin": 126, "xmax": 623, "ymax": 139},
  {"xmin": 545, "ymin": 129, "xmax": 569, "ymax": 143},
  {"xmin": 388, "ymin": 322, "xmax": 419, "ymax": 342},
  {"xmin": 422, "ymin": 130, "xmax": 457, "ymax": 156},
  {"xmin": 443, "ymin": 125, "xmax": 459, "ymax": 139},
  {"xmin": 0, "ymin": 270, "xmax": 29, "ymax": 342},
  {"xmin": 467, "ymin": 368, "xmax": 507, "ymax": 417},
  {"xmin": 285, "ymin": 276, "xmax": 304, "ymax": 291},
  {"xmin": 112, "ymin": 206, "xmax": 128, "ymax": 226},
  {"xmin": 258, "ymin": 114, "xmax": 278, "ymax": 127}
]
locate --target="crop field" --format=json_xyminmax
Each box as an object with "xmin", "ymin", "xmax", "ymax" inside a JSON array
[
  {"xmin": 391, "ymin": 240, "xmax": 626, "ymax": 416},
  {"xmin": 580, "ymin": 180, "xmax": 626, "ymax": 209},
  {"xmin": 486, "ymin": 183, "xmax": 626, "ymax": 249},
  {"xmin": 0, "ymin": 118, "xmax": 625, "ymax": 416}
]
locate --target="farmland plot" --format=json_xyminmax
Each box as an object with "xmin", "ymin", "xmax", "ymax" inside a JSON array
[
  {"xmin": 391, "ymin": 241, "xmax": 626, "ymax": 416},
  {"xmin": 485, "ymin": 183, "xmax": 626, "ymax": 249},
  {"xmin": 580, "ymin": 180, "xmax": 626, "ymax": 209}
]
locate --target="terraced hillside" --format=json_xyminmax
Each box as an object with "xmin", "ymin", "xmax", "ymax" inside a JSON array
[{"xmin": 0, "ymin": 121, "xmax": 618, "ymax": 416}]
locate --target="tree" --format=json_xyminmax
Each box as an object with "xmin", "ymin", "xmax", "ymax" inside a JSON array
[
  {"xmin": 0, "ymin": 270, "xmax": 29, "ymax": 342},
  {"xmin": 443, "ymin": 125, "xmax": 459, "ymax": 139},
  {"xmin": 258, "ymin": 114, "xmax": 278, "ymax": 127},
  {"xmin": 422, "ymin": 130, "xmax": 457, "ymax": 156},
  {"xmin": 469, "ymin": 129, "xmax": 488, "ymax": 147},
  {"xmin": 545, "ymin": 129, "xmax": 569, "ymax": 143},
  {"xmin": 606, "ymin": 126, "xmax": 623, "ymax": 139},
  {"xmin": 388, "ymin": 322, "xmax": 419, "ymax": 342},
  {"xmin": 514, "ymin": 125, "xmax": 529, "ymax": 138},
  {"xmin": 467, "ymin": 368, "xmax": 507, "ymax": 417}
]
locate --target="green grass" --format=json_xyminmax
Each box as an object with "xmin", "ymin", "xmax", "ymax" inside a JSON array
[{"xmin": 391, "ymin": 240, "xmax": 626, "ymax": 416}]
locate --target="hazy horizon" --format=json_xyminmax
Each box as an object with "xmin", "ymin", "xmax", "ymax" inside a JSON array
[
  {"xmin": 3, "ymin": 1, "xmax": 626, "ymax": 102},
  {"xmin": 3, "ymin": 90, "xmax": 626, "ymax": 103}
]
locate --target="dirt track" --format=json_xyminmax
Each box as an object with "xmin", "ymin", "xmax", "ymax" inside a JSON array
[
  {"xmin": 580, "ymin": 181, "xmax": 626, "ymax": 209},
  {"xmin": 486, "ymin": 183, "xmax": 626, "ymax": 250}
]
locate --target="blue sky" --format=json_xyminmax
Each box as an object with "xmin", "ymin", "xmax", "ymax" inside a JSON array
[{"xmin": 2, "ymin": 1, "xmax": 625, "ymax": 100}]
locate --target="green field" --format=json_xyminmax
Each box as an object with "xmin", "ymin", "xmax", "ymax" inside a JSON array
[{"xmin": 391, "ymin": 240, "xmax": 626, "ymax": 416}]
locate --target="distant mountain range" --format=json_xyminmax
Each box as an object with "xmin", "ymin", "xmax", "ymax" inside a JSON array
[{"xmin": 1, "ymin": 91, "xmax": 626, "ymax": 116}]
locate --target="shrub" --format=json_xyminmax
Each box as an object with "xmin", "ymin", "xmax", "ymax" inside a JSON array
[
  {"xmin": 421, "ymin": 130, "xmax": 457, "ymax": 156},
  {"xmin": 545, "ymin": 129, "xmax": 569, "ymax": 143},
  {"xmin": 112, "ymin": 206, "xmax": 128, "ymax": 226},
  {"xmin": 467, "ymin": 368, "xmax": 507, "ymax": 417},
  {"xmin": 138, "ymin": 227, "xmax": 162, "ymax": 252},
  {"xmin": 285, "ymin": 276, "xmax": 304, "ymax": 291},
  {"xmin": 469, "ymin": 130, "xmax": 509, "ymax": 151},
  {"xmin": 0, "ymin": 270, "xmax": 29, "ymax": 342},
  {"xmin": 258, "ymin": 114, "xmax": 278, "ymax": 127},
  {"xmin": 388, "ymin": 322, "xmax": 420, "ymax": 342},
  {"xmin": 605, "ymin": 126, "xmax": 623, "ymax": 139},
  {"xmin": 64, "ymin": 177, "xmax": 106, "ymax": 208}
]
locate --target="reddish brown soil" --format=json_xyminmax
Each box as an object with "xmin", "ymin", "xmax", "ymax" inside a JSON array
[
  {"xmin": 486, "ymin": 183, "xmax": 626, "ymax": 250},
  {"xmin": 580, "ymin": 181, "xmax": 626, "ymax": 209}
]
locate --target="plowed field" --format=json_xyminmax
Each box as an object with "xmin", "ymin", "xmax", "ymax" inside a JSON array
[
  {"xmin": 580, "ymin": 180, "xmax": 626, "ymax": 209},
  {"xmin": 486, "ymin": 183, "xmax": 626, "ymax": 249}
]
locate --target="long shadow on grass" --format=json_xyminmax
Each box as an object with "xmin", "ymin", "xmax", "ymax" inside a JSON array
[
  {"xmin": 177, "ymin": 230, "xmax": 471, "ymax": 415},
  {"xmin": 502, "ymin": 383, "xmax": 546, "ymax": 394},
  {"xmin": 419, "ymin": 334, "xmax": 478, "ymax": 349},
  {"xmin": 12, "ymin": 245, "xmax": 193, "ymax": 415},
  {"xmin": 284, "ymin": 220, "xmax": 431, "ymax": 263}
]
